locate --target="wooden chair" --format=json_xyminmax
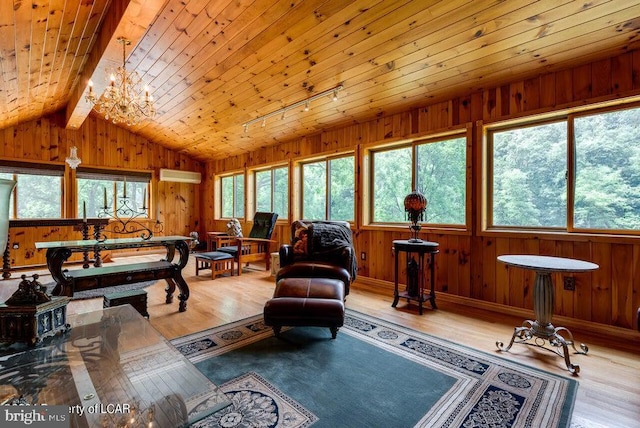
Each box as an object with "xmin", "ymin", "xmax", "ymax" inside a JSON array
[{"xmin": 215, "ymin": 212, "xmax": 278, "ymax": 276}]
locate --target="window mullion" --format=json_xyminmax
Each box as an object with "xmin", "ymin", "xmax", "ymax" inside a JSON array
[
  {"xmin": 567, "ymin": 115, "xmax": 576, "ymax": 232},
  {"xmin": 270, "ymin": 170, "xmax": 275, "ymax": 212},
  {"xmin": 326, "ymin": 159, "xmax": 331, "ymax": 220}
]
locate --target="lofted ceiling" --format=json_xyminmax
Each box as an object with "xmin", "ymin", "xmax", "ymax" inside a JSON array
[{"xmin": 1, "ymin": 0, "xmax": 640, "ymax": 162}]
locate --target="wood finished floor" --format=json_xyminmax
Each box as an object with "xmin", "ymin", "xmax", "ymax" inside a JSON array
[{"xmin": 5, "ymin": 254, "xmax": 639, "ymax": 428}]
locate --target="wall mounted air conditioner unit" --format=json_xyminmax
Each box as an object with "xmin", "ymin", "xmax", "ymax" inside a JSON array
[{"xmin": 159, "ymin": 169, "xmax": 202, "ymax": 184}]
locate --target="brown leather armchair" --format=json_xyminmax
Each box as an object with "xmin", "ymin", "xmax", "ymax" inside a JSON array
[{"xmin": 277, "ymin": 220, "xmax": 356, "ymax": 295}]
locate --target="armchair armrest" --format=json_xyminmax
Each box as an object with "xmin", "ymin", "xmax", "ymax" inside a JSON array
[
  {"xmin": 237, "ymin": 237, "xmax": 276, "ymax": 244},
  {"xmin": 214, "ymin": 235, "xmax": 236, "ymax": 247},
  {"xmin": 279, "ymin": 244, "xmax": 295, "ymax": 267}
]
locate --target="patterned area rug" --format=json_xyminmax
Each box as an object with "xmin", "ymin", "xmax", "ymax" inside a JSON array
[
  {"xmin": 191, "ymin": 372, "xmax": 318, "ymax": 428},
  {"xmin": 172, "ymin": 310, "xmax": 578, "ymax": 428}
]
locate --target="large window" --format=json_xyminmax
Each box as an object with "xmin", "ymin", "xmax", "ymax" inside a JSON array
[
  {"xmin": 255, "ymin": 166, "xmax": 288, "ymax": 219},
  {"xmin": 490, "ymin": 121, "xmax": 567, "ymax": 228},
  {"xmin": 0, "ymin": 161, "xmax": 64, "ymax": 219},
  {"xmin": 221, "ymin": 173, "xmax": 245, "ymax": 218},
  {"xmin": 574, "ymin": 107, "xmax": 640, "ymax": 230},
  {"xmin": 487, "ymin": 103, "xmax": 640, "ymax": 233},
  {"xmin": 371, "ymin": 135, "xmax": 467, "ymax": 225},
  {"xmin": 301, "ymin": 155, "xmax": 354, "ymax": 221},
  {"xmin": 77, "ymin": 168, "xmax": 151, "ymax": 218}
]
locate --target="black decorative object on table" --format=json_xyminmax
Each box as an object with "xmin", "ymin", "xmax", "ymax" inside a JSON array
[
  {"xmin": 0, "ymin": 274, "xmax": 70, "ymax": 346},
  {"xmin": 404, "ymin": 189, "xmax": 427, "ymax": 243},
  {"xmin": 95, "ymin": 178, "xmax": 163, "ymax": 242}
]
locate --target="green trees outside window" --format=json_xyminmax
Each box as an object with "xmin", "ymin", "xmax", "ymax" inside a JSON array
[
  {"xmin": 372, "ymin": 147, "xmax": 411, "ymax": 222},
  {"xmin": 372, "ymin": 136, "xmax": 467, "ymax": 225},
  {"xmin": 0, "ymin": 165, "xmax": 63, "ymax": 219},
  {"xmin": 574, "ymin": 107, "xmax": 640, "ymax": 230},
  {"xmin": 221, "ymin": 173, "xmax": 245, "ymax": 218},
  {"xmin": 77, "ymin": 180, "xmax": 148, "ymax": 218},
  {"xmin": 491, "ymin": 121, "xmax": 567, "ymax": 228},
  {"xmin": 256, "ymin": 166, "xmax": 288, "ymax": 219},
  {"xmin": 490, "ymin": 104, "xmax": 640, "ymax": 232},
  {"xmin": 302, "ymin": 155, "xmax": 354, "ymax": 221},
  {"xmin": 76, "ymin": 169, "xmax": 151, "ymax": 219}
]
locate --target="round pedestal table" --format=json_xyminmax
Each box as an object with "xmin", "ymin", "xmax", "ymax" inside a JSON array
[{"xmin": 496, "ymin": 255, "xmax": 598, "ymax": 375}]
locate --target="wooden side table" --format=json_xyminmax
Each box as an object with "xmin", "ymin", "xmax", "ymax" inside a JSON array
[
  {"xmin": 496, "ymin": 255, "xmax": 599, "ymax": 374},
  {"xmin": 206, "ymin": 231, "xmax": 228, "ymax": 251},
  {"xmin": 392, "ymin": 240, "xmax": 439, "ymax": 314}
]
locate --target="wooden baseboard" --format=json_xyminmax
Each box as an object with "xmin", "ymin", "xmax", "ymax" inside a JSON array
[{"xmin": 352, "ymin": 276, "xmax": 640, "ymax": 343}]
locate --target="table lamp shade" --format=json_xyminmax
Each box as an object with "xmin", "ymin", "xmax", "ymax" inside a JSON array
[
  {"xmin": 0, "ymin": 178, "xmax": 16, "ymax": 252},
  {"xmin": 404, "ymin": 190, "xmax": 427, "ymax": 242},
  {"xmin": 404, "ymin": 190, "xmax": 427, "ymax": 222}
]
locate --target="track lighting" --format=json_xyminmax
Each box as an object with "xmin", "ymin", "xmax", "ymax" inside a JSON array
[{"xmin": 242, "ymin": 85, "xmax": 343, "ymax": 133}]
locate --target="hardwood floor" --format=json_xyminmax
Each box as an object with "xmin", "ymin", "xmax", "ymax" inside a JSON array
[{"xmin": 6, "ymin": 254, "xmax": 640, "ymax": 427}]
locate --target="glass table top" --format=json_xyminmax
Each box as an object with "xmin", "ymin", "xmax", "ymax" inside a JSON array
[{"xmin": 0, "ymin": 305, "xmax": 230, "ymax": 427}]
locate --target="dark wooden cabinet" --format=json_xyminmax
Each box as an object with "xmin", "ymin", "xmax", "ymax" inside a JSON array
[{"xmin": 0, "ymin": 297, "xmax": 70, "ymax": 345}]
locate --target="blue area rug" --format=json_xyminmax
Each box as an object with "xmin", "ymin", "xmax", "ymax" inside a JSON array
[{"xmin": 171, "ymin": 310, "xmax": 578, "ymax": 428}]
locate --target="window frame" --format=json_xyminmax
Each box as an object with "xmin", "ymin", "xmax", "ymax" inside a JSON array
[
  {"xmin": 483, "ymin": 99, "xmax": 640, "ymax": 237},
  {"xmin": 219, "ymin": 171, "xmax": 245, "ymax": 219},
  {"xmin": 252, "ymin": 164, "xmax": 289, "ymax": 221},
  {"xmin": 484, "ymin": 117, "xmax": 569, "ymax": 232},
  {"xmin": 364, "ymin": 127, "xmax": 471, "ymax": 232},
  {"xmin": 0, "ymin": 160, "xmax": 65, "ymax": 219},
  {"xmin": 298, "ymin": 153, "xmax": 356, "ymax": 222},
  {"xmin": 76, "ymin": 167, "xmax": 152, "ymax": 220}
]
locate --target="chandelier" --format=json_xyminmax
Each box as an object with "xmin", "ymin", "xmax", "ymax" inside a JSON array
[
  {"xmin": 86, "ymin": 37, "xmax": 156, "ymax": 126},
  {"xmin": 65, "ymin": 146, "xmax": 81, "ymax": 169}
]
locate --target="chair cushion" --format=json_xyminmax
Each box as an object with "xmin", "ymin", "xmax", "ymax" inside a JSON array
[
  {"xmin": 195, "ymin": 251, "xmax": 234, "ymax": 261},
  {"xmin": 217, "ymin": 246, "xmax": 238, "ymax": 256},
  {"xmin": 248, "ymin": 212, "xmax": 278, "ymax": 239}
]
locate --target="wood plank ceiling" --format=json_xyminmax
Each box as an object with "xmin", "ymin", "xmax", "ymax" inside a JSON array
[{"xmin": 1, "ymin": 0, "xmax": 640, "ymax": 162}]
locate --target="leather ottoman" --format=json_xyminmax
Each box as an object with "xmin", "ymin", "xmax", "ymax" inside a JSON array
[{"xmin": 263, "ymin": 277, "xmax": 345, "ymax": 339}]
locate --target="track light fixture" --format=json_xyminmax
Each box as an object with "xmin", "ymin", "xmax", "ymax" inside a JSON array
[{"xmin": 242, "ymin": 85, "xmax": 343, "ymax": 133}]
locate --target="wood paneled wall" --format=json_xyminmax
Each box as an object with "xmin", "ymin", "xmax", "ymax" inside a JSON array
[
  {"xmin": 205, "ymin": 49, "xmax": 640, "ymax": 330},
  {"xmin": 1, "ymin": 111, "xmax": 204, "ymax": 267}
]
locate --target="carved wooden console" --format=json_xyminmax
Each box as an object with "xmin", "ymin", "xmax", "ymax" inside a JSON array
[
  {"xmin": 35, "ymin": 236, "xmax": 193, "ymax": 312},
  {"xmin": 2, "ymin": 218, "xmax": 109, "ymax": 279}
]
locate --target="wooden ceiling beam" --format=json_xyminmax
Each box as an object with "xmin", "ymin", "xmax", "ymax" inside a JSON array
[{"xmin": 64, "ymin": 0, "xmax": 165, "ymax": 130}]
